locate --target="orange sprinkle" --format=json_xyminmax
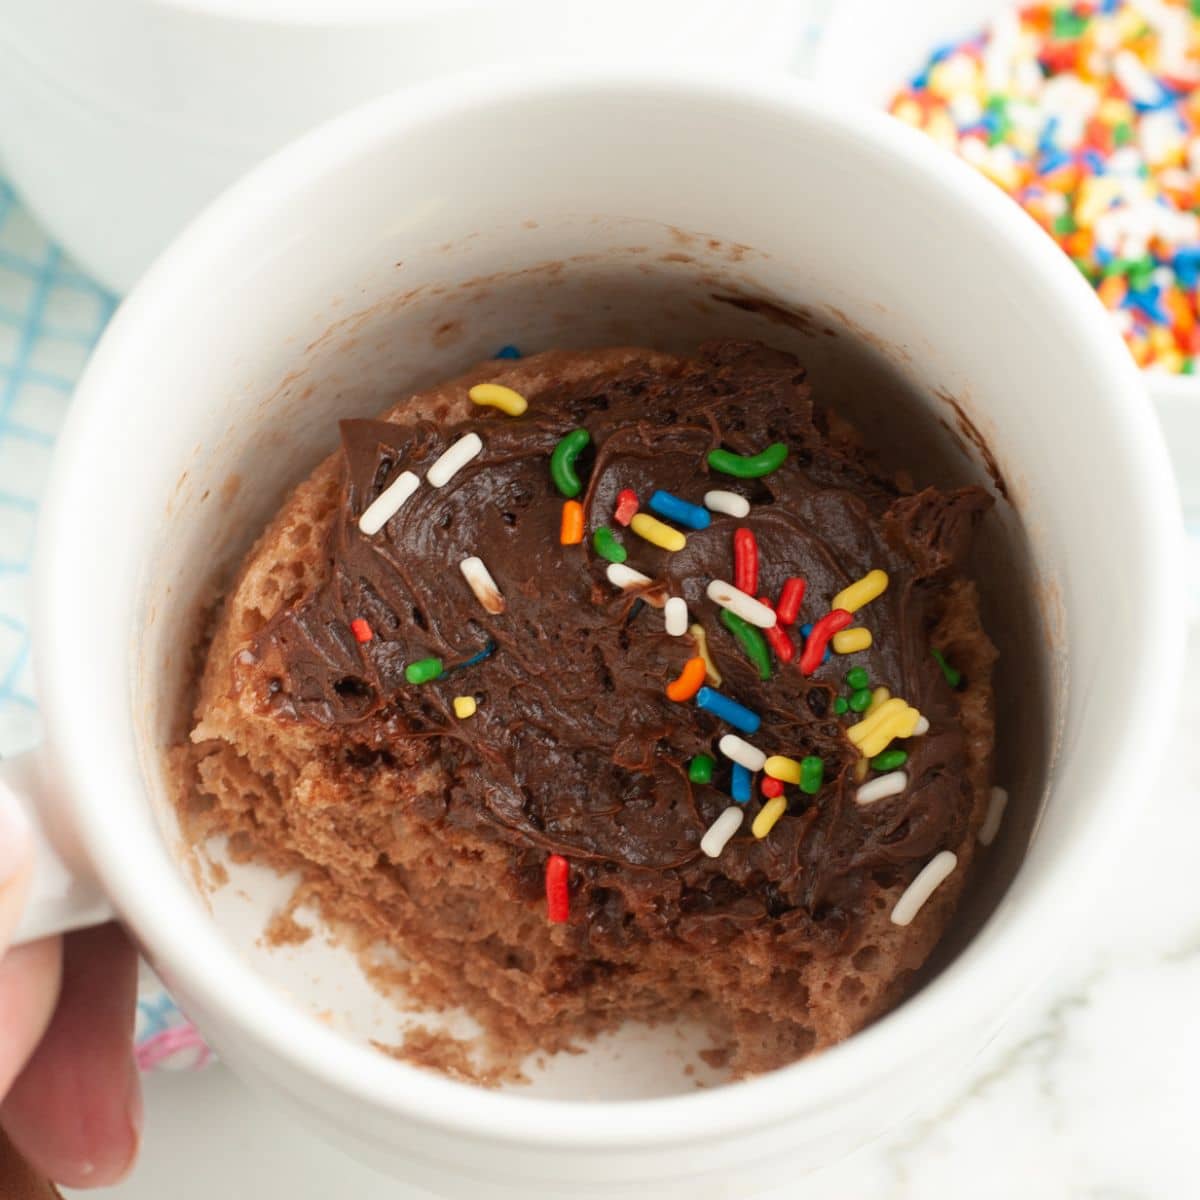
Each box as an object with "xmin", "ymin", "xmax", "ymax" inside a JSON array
[
  {"xmin": 665, "ymin": 656, "xmax": 707, "ymax": 702},
  {"xmin": 560, "ymin": 499, "xmax": 584, "ymax": 545},
  {"xmin": 1166, "ymin": 287, "xmax": 1195, "ymax": 339},
  {"xmin": 1097, "ymin": 275, "xmax": 1127, "ymax": 310}
]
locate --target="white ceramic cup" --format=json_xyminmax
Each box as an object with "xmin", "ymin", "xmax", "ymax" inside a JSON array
[{"xmin": 0, "ymin": 66, "xmax": 1184, "ymax": 1198}]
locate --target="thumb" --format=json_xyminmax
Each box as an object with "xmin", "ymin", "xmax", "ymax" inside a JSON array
[{"xmin": 0, "ymin": 784, "xmax": 34, "ymax": 950}]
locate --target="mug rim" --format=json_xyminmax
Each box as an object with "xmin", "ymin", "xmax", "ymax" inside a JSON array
[{"xmin": 37, "ymin": 63, "xmax": 1184, "ymax": 1150}]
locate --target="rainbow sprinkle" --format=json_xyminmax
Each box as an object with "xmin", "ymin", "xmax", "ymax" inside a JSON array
[{"xmin": 890, "ymin": 1, "xmax": 1200, "ymax": 373}]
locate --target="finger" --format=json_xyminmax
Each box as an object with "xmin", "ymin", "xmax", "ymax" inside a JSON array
[
  {"xmin": 0, "ymin": 937, "xmax": 62, "ymax": 1094},
  {"xmin": 0, "ymin": 785, "xmax": 34, "ymax": 949},
  {"xmin": 1, "ymin": 925, "xmax": 141, "ymax": 1189}
]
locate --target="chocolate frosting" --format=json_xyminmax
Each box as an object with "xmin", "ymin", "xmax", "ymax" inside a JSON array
[{"xmin": 239, "ymin": 342, "xmax": 990, "ymax": 950}]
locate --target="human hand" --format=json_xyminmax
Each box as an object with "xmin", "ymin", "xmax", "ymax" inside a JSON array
[{"xmin": 0, "ymin": 791, "xmax": 141, "ymax": 1188}]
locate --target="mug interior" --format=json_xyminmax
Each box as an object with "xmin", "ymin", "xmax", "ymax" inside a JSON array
[{"xmin": 38, "ymin": 71, "xmax": 1177, "ymax": 1162}]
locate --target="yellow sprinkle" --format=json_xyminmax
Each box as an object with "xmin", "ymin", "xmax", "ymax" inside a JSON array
[
  {"xmin": 764, "ymin": 755, "xmax": 802, "ymax": 784},
  {"xmin": 752, "ymin": 796, "xmax": 788, "ymax": 839},
  {"xmin": 468, "ymin": 382, "xmax": 528, "ymax": 416},
  {"xmin": 831, "ymin": 569, "xmax": 888, "ymax": 616},
  {"xmin": 846, "ymin": 697, "xmax": 907, "ymax": 747},
  {"xmin": 1150, "ymin": 326, "xmax": 1177, "ymax": 355},
  {"xmin": 857, "ymin": 705, "xmax": 922, "ymax": 760},
  {"xmin": 630, "ymin": 513, "xmax": 686, "ymax": 552},
  {"xmin": 854, "ymin": 757, "xmax": 870, "ymax": 783},
  {"xmin": 832, "ymin": 627, "xmax": 872, "ymax": 655},
  {"xmin": 452, "ymin": 695, "xmax": 477, "ymax": 719},
  {"xmin": 689, "ymin": 623, "xmax": 722, "ymax": 686},
  {"xmin": 867, "ymin": 686, "xmax": 890, "ymax": 715}
]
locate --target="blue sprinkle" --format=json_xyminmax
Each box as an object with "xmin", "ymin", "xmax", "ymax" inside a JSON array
[
  {"xmin": 647, "ymin": 490, "xmax": 711, "ymax": 531},
  {"xmin": 441, "ymin": 640, "xmax": 497, "ymax": 677},
  {"xmin": 1095, "ymin": 246, "xmax": 1114, "ymax": 267},
  {"xmin": 909, "ymin": 70, "xmax": 930, "ymax": 90},
  {"xmin": 694, "ymin": 686, "xmax": 761, "ymax": 735},
  {"xmin": 493, "ymin": 344, "xmax": 522, "ymax": 359},
  {"xmin": 800, "ymin": 624, "xmax": 831, "ymax": 665},
  {"xmin": 731, "ymin": 763, "xmax": 752, "ymax": 804},
  {"xmin": 1081, "ymin": 150, "xmax": 1105, "ymax": 175},
  {"xmin": 1038, "ymin": 116, "xmax": 1060, "ymax": 155},
  {"xmin": 1131, "ymin": 91, "xmax": 1171, "ymax": 114},
  {"xmin": 1174, "ymin": 251, "xmax": 1200, "ymax": 289},
  {"xmin": 929, "ymin": 41, "xmax": 957, "ymax": 65},
  {"xmin": 1038, "ymin": 150, "xmax": 1070, "ymax": 176},
  {"xmin": 1100, "ymin": 0, "xmax": 1118, "ymax": 11},
  {"xmin": 1126, "ymin": 287, "xmax": 1170, "ymax": 325}
]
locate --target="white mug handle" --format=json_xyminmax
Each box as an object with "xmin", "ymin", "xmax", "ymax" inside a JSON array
[{"xmin": 0, "ymin": 747, "xmax": 114, "ymax": 944}]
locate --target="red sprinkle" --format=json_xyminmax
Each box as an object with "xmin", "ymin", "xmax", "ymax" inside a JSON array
[
  {"xmin": 614, "ymin": 489, "xmax": 640, "ymax": 526},
  {"xmin": 759, "ymin": 597, "xmax": 796, "ymax": 663},
  {"xmin": 350, "ymin": 618, "xmax": 373, "ymax": 643},
  {"xmin": 546, "ymin": 854, "xmax": 570, "ymax": 924},
  {"xmin": 776, "ymin": 577, "xmax": 806, "ymax": 626},
  {"xmin": 761, "ymin": 776, "xmax": 785, "ymax": 799},
  {"xmin": 798, "ymin": 609, "xmax": 853, "ymax": 676},
  {"xmin": 733, "ymin": 528, "xmax": 759, "ymax": 595}
]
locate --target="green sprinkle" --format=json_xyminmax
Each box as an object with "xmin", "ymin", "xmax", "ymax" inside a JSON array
[
  {"xmin": 833, "ymin": 697, "xmax": 849, "ymax": 715},
  {"xmin": 405, "ymin": 656, "xmax": 443, "ymax": 685},
  {"xmin": 1051, "ymin": 8, "xmax": 1088, "ymax": 39},
  {"xmin": 550, "ymin": 428, "xmax": 591, "ymax": 498},
  {"xmin": 1052, "ymin": 212, "xmax": 1077, "ymax": 236},
  {"xmin": 799, "ymin": 756, "xmax": 824, "ymax": 796},
  {"xmin": 848, "ymin": 687, "xmax": 873, "ymax": 712},
  {"xmin": 1113, "ymin": 120, "xmax": 1133, "ymax": 147},
  {"xmin": 1184, "ymin": 356, "xmax": 1196, "ymax": 376},
  {"xmin": 707, "ymin": 442, "xmax": 789, "ymax": 479},
  {"xmin": 720, "ymin": 609, "xmax": 772, "ymax": 680},
  {"xmin": 688, "ymin": 754, "xmax": 715, "ymax": 784},
  {"xmin": 932, "ymin": 648, "xmax": 963, "ymax": 689},
  {"xmin": 592, "ymin": 526, "xmax": 626, "ymax": 563},
  {"xmin": 871, "ymin": 749, "xmax": 909, "ymax": 772},
  {"xmin": 845, "ymin": 666, "xmax": 870, "ymax": 691},
  {"xmin": 1128, "ymin": 265, "xmax": 1155, "ymax": 293}
]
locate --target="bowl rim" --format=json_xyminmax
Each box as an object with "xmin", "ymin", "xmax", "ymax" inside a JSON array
[{"xmin": 38, "ymin": 62, "xmax": 1185, "ymax": 1151}]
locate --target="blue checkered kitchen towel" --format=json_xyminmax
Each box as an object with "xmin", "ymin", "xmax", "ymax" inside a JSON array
[{"xmin": 0, "ymin": 178, "xmax": 205, "ymax": 1069}]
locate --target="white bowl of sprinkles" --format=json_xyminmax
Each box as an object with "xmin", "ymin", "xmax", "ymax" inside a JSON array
[{"xmin": 813, "ymin": 0, "xmax": 1200, "ymax": 514}]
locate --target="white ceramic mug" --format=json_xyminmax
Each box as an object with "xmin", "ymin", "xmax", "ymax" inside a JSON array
[{"xmin": 0, "ymin": 66, "xmax": 1183, "ymax": 1198}]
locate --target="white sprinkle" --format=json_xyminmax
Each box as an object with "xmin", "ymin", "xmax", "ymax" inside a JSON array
[
  {"xmin": 700, "ymin": 806, "xmax": 744, "ymax": 858},
  {"xmin": 703, "ymin": 490, "xmax": 750, "ymax": 518},
  {"xmin": 1114, "ymin": 49, "xmax": 1164, "ymax": 107},
  {"xmin": 606, "ymin": 563, "xmax": 665, "ymax": 607},
  {"xmin": 706, "ymin": 580, "xmax": 777, "ymax": 628},
  {"xmin": 912, "ymin": 716, "xmax": 930, "ymax": 736},
  {"xmin": 426, "ymin": 432, "xmax": 483, "ymax": 487},
  {"xmin": 358, "ymin": 470, "xmax": 419, "ymax": 535},
  {"xmin": 664, "ymin": 596, "xmax": 689, "ymax": 637},
  {"xmin": 718, "ymin": 734, "xmax": 766, "ymax": 772},
  {"xmin": 459, "ymin": 556, "xmax": 505, "ymax": 614},
  {"xmin": 978, "ymin": 786, "xmax": 1009, "ymax": 847},
  {"xmin": 891, "ymin": 851, "xmax": 958, "ymax": 927},
  {"xmin": 855, "ymin": 770, "xmax": 908, "ymax": 807}
]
